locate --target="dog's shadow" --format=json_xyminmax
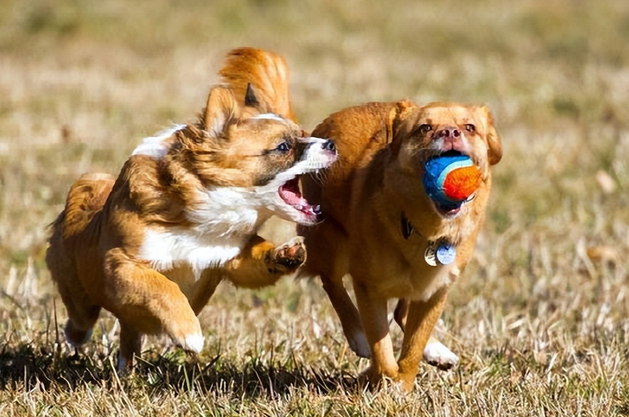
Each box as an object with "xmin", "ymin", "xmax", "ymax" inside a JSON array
[{"xmin": 0, "ymin": 342, "xmax": 356, "ymax": 397}]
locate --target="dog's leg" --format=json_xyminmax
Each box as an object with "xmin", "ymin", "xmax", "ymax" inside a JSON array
[
  {"xmin": 187, "ymin": 269, "xmax": 223, "ymax": 316},
  {"xmin": 301, "ymin": 221, "xmax": 370, "ymax": 358},
  {"xmin": 56, "ymin": 276, "xmax": 101, "ymax": 346},
  {"xmin": 105, "ymin": 251, "xmax": 203, "ymax": 357},
  {"xmin": 353, "ymin": 281, "xmax": 398, "ymax": 386},
  {"xmin": 63, "ymin": 304, "xmax": 100, "ymax": 347},
  {"xmin": 393, "ymin": 299, "xmax": 459, "ymax": 370},
  {"xmin": 393, "ymin": 298, "xmax": 409, "ymax": 329},
  {"xmin": 225, "ymin": 235, "xmax": 306, "ymax": 289},
  {"xmin": 320, "ymin": 274, "xmax": 370, "ymax": 358},
  {"xmin": 117, "ymin": 322, "xmax": 143, "ymax": 371},
  {"xmin": 423, "ymin": 336, "xmax": 459, "ymax": 370},
  {"xmin": 46, "ymin": 245, "xmax": 101, "ymax": 347},
  {"xmin": 396, "ymin": 287, "xmax": 449, "ymax": 392}
]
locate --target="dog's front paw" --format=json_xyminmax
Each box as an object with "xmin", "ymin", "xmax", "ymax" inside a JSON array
[
  {"xmin": 266, "ymin": 236, "xmax": 306, "ymax": 275},
  {"xmin": 168, "ymin": 317, "xmax": 204, "ymax": 353},
  {"xmin": 358, "ymin": 364, "xmax": 399, "ymax": 391},
  {"xmin": 423, "ymin": 339, "xmax": 459, "ymax": 370}
]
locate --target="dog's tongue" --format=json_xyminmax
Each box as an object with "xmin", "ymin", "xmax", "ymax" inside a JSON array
[{"xmin": 279, "ymin": 178, "xmax": 321, "ymax": 219}]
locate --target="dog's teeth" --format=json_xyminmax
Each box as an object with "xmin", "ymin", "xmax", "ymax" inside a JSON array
[{"xmin": 314, "ymin": 205, "xmax": 321, "ymax": 214}]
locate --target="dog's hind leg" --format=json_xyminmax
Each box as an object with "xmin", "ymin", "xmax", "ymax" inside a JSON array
[
  {"xmin": 46, "ymin": 241, "xmax": 101, "ymax": 347},
  {"xmin": 60, "ymin": 284, "xmax": 101, "ymax": 347},
  {"xmin": 117, "ymin": 322, "xmax": 143, "ymax": 371},
  {"xmin": 320, "ymin": 272, "xmax": 370, "ymax": 358},
  {"xmin": 300, "ymin": 222, "xmax": 370, "ymax": 358}
]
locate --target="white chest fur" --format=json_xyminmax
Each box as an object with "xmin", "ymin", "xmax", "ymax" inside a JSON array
[
  {"xmin": 137, "ymin": 187, "xmax": 268, "ymax": 279},
  {"xmin": 138, "ymin": 228, "xmax": 245, "ymax": 277}
]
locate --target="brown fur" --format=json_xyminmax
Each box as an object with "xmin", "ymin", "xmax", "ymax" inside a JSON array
[
  {"xmin": 46, "ymin": 48, "xmax": 336, "ymax": 370},
  {"xmin": 300, "ymin": 100, "xmax": 502, "ymax": 391}
]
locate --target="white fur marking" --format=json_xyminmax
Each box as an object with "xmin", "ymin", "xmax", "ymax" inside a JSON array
[
  {"xmin": 252, "ymin": 113, "xmax": 285, "ymax": 122},
  {"xmin": 423, "ymin": 340, "xmax": 459, "ymax": 367},
  {"xmin": 183, "ymin": 334, "xmax": 204, "ymax": 353},
  {"xmin": 415, "ymin": 266, "xmax": 455, "ymax": 302},
  {"xmin": 136, "ymin": 133, "xmax": 337, "ymax": 276},
  {"xmin": 251, "ymin": 136, "xmax": 337, "ymax": 222},
  {"xmin": 137, "ymin": 185, "xmax": 271, "ymax": 279},
  {"xmin": 138, "ymin": 229, "xmax": 245, "ymax": 278},
  {"xmin": 131, "ymin": 124, "xmax": 186, "ymax": 158}
]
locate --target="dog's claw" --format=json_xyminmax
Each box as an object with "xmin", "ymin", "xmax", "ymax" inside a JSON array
[{"xmin": 266, "ymin": 236, "xmax": 307, "ymax": 274}]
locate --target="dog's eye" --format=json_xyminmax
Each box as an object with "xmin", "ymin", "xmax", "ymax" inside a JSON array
[
  {"xmin": 276, "ymin": 141, "xmax": 291, "ymax": 153},
  {"xmin": 465, "ymin": 124, "xmax": 476, "ymax": 133},
  {"xmin": 419, "ymin": 124, "xmax": 432, "ymax": 134}
]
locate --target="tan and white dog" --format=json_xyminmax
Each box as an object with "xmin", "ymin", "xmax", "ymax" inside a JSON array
[
  {"xmin": 46, "ymin": 48, "xmax": 337, "ymax": 370},
  {"xmin": 299, "ymin": 100, "xmax": 502, "ymax": 391}
]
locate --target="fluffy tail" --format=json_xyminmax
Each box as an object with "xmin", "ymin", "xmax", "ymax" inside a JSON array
[
  {"xmin": 219, "ymin": 47, "xmax": 296, "ymax": 122},
  {"xmin": 50, "ymin": 173, "xmax": 115, "ymax": 241}
]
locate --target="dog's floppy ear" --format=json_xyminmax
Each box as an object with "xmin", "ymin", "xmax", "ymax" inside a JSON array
[
  {"xmin": 202, "ymin": 86, "xmax": 240, "ymax": 136},
  {"xmin": 482, "ymin": 106, "xmax": 502, "ymax": 165},
  {"xmin": 387, "ymin": 100, "xmax": 417, "ymax": 156}
]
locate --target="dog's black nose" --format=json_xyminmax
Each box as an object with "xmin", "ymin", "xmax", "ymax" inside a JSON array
[{"xmin": 323, "ymin": 139, "xmax": 336, "ymax": 152}]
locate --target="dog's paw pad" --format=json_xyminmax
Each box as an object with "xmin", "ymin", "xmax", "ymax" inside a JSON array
[
  {"xmin": 270, "ymin": 237, "xmax": 306, "ymax": 272},
  {"xmin": 423, "ymin": 340, "xmax": 459, "ymax": 370}
]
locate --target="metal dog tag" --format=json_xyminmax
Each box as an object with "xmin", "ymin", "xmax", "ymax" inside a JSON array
[
  {"xmin": 436, "ymin": 243, "xmax": 456, "ymax": 265},
  {"xmin": 424, "ymin": 243, "xmax": 438, "ymax": 266},
  {"xmin": 425, "ymin": 241, "xmax": 456, "ymax": 266}
]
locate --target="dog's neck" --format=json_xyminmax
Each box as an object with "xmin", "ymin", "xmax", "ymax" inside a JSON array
[
  {"xmin": 188, "ymin": 186, "xmax": 272, "ymax": 235},
  {"xmin": 401, "ymin": 212, "xmax": 459, "ymax": 267}
]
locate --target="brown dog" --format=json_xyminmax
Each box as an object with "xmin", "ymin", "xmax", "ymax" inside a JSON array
[
  {"xmin": 46, "ymin": 48, "xmax": 337, "ymax": 370},
  {"xmin": 299, "ymin": 100, "xmax": 502, "ymax": 391}
]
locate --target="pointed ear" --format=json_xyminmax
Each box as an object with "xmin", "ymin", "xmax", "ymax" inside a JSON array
[
  {"xmin": 244, "ymin": 83, "xmax": 260, "ymax": 108},
  {"xmin": 203, "ymin": 86, "xmax": 240, "ymax": 136},
  {"xmin": 243, "ymin": 82, "xmax": 273, "ymax": 114},
  {"xmin": 482, "ymin": 106, "xmax": 502, "ymax": 165}
]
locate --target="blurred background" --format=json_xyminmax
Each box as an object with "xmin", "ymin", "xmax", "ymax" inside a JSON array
[{"xmin": 0, "ymin": 0, "xmax": 628, "ymax": 413}]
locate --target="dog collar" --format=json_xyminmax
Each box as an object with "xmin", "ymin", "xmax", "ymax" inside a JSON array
[
  {"xmin": 401, "ymin": 213, "xmax": 456, "ymax": 266},
  {"xmin": 401, "ymin": 213, "xmax": 415, "ymax": 240}
]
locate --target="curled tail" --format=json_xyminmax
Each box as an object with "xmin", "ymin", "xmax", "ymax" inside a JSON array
[
  {"xmin": 219, "ymin": 47, "xmax": 296, "ymax": 122},
  {"xmin": 50, "ymin": 172, "xmax": 115, "ymax": 241}
]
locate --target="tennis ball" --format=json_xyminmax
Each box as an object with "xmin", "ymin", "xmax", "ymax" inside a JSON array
[{"xmin": 423, "ymin": 154, "xmax": 481, "ymax": 209}]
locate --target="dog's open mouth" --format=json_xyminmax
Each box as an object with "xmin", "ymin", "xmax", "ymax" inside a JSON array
[
  {"xmin": 439, "ymin": 150, "xmax": 463, "ymax": 158},
  {"xmin": 427, "ymin": 150, "xmax": 476, "ymax": 218},
  {"xmin": 278, "ymin": 177, "xmax": 321, "ymax": 222},
  {"xmin": 435, "ymin": 203, "xmax": 462, "ymax": 217}
]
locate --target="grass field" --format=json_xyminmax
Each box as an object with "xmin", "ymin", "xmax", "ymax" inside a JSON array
[{"xmin": 1, "ymin": 0, "xmax": 629, "ymax": 415}]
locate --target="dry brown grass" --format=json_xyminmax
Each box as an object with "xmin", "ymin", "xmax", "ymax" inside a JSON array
[{"xmin": 1, "ymin": 0, "xmax": 629, "ymax": 415}]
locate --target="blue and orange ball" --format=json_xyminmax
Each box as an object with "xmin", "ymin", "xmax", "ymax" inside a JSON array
[{"xmin": 423, "ymin": 154, "xmax": 481, "ymax": 209}]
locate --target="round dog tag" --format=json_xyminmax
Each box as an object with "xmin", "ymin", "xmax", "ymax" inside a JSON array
[
  {"xmin": 424, "ymin": 244, "xmax": 438, "ymax": 267},
  {"xmin": 436, "ymin": 243, "xmax": 456, "ymax": 265}
]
